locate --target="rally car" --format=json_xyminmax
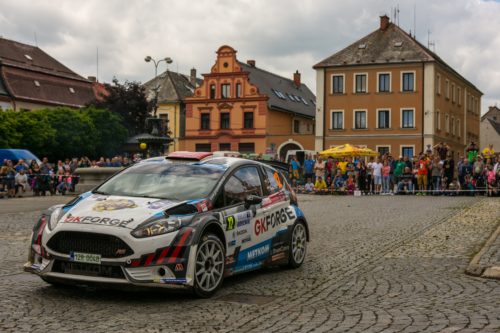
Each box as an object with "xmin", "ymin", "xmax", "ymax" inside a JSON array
[{"xmin": 24, "ymin": 157, "xmax": 309, "ymax": 297}]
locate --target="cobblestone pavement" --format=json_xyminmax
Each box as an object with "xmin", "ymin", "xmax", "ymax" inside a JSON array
[{"xmin": 0, "ymin": 195, "xmax": 499, "ymax": 332}]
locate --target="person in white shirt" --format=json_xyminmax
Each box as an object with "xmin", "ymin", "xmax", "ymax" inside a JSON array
[
  {"xmin": 304, "ymin": 178, "xmax": 314, "ymax": 193},
  {"xmin": 314, "ymin": 157, "xmax": 326, "ymax": 181},
  {"xmin": 371, "ymin": 157, "xmax": 383, "ymax": 194},
  {"xmin": 15, "ymin": 169, "xmax": 29, "ymax": 197}
]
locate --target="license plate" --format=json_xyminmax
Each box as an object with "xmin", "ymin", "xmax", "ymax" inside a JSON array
[{"xmin": 69, "ymin": 252, "xmax": 101, "ymax": 264}]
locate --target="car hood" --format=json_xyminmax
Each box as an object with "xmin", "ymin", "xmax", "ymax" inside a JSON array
[{"xmin": 59, "ymin": 193, "xmax": 186, "ymax": 230}]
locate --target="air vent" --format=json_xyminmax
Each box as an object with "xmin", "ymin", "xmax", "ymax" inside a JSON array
[
  {"xmin": 24, "ymin": 54, "xmax": 33, "ymax": 60},
  {"xmin": 394, "ymin": 41, "xmax": 403, "ymax": 47},
  {"xmin": 34, "ymin": 80, "xmax": 40, "ymax": 87},
  {"xmin": 358, "ymin": 43, "xmax": 366, "ymax": 49}
]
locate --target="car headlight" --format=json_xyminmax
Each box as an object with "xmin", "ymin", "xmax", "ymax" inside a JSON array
[
  {"xmin": 131, "ymin": 218, "xmax": 182, "ymax": 238},
  {"xmin": 48, "ymin": 207, "xmax": 64, "ymax": 231}
]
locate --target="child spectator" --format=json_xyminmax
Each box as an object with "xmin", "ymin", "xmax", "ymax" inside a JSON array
[
  {"xmin": 15, "ymin": 169, "xmax": 29, "ymax": 197},
  {"xmin": 463, "ymin": 174, "xmax": 475, "ymax": 196},
  {"xmin": 486, "ymin": 165, "xmax": 496, "ymax": 197},
  {"xmin": 304, "ymin": 178, "xmax": 314, "ymax": 193},
  {"xmin": 346, "ymin": 174, "xmax": 355, "ymax": 195},
  {"xmin": 332, "ymin": 169, "xmax": 344, "ymax": 193}
]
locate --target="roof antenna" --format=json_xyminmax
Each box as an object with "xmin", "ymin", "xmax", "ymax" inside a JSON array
[
  {"xmin": 33, "ymin": 32, "xmax": 38, "ymax": 47},
  {"xmin": 427, "ymin": 30, "xmax": 435, "ymax": 52},
  {"xmin": 413, "ymin": 2, "xmax": 416, "ymax": 39},
  {"xmin": 96, "ymin": 46, "xmax": 99, "ymax": 82}
]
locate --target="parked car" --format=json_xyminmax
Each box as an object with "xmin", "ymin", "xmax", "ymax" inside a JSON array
[{"xmin": 24, "ymin": 157, "xmax": 309, "ymax": 297}]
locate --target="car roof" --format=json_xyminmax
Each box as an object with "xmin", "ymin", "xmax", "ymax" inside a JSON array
[{"xmin": 166, "ymin": 151, "xmax": 213, "ymax": 160}]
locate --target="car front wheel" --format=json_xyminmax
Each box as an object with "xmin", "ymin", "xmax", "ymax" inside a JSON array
[
  {"xmin": 193, "ymin": 233, "xmax": 225, "ymax": 298},
  {"xmin": 288, "ymin": 221, "xmax": 307, "ymax": 268}
]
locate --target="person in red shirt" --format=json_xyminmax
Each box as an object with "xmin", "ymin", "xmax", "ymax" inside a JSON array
[{"xmin": 417, "ymin": 157, "xmax": 429, "ymax": 195}]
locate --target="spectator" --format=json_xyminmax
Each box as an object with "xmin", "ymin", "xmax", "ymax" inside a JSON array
[
  {"xmin": 366, "ymin": 157, "xmax": 374, "ymax": 194},
  {"xmin": 304, "ymin": 178, "xmax": 314, "ymax": 193},
  {"xmin": 371, "ymin": 157, "xmax": 383, "ymax": 194},
  {"xmin": 1, "ymin": 160, "xmax": 16, "ymax": 198},
  {"xmin": 430, "ymin": 156, "xmax": 442, "ymax": 195},
  {"xmin": 466, "ymin": 141, "xmax": 479, "ymax": 163},
  {"xmin": 357, "ymin": 160, "xmax": 367, "ymax": 195},
  {"xmin": 346, "ymin": 174, "xmax": 355, "ymax": 195},
  {"xmin": 381, "ymin": 159, "xmax": 391, "ymax": 194},
  {"xmin": 486, "ymin": 165, "xmax": 496, "ymax": 197},
  {"xmin": 15, "ymin": 169, "xmax": 29, "ymax": 197},
  {"xmin": 442, "ymin": 154, "xmax": 454, "ymax": 189},
  {"xmin": 39, "ymin": 157, "xmax": 51, "ymax": 175},
  {"xmin": 434, "ymin": 142, "xmax": 450, "ymax": 161},
  {"xmin": 416, "ymin": 156, "xmax": 429, "ymax": 196},
  {"xmin": 122, "ymin": 157, "xmax": 132, "ymax": 167},
  {"xmin": 289, "ymin": 156, "xmax": 300, "ymax": 181},
  {"xmin": 314, "ymin": 156, "xmax": 325, "ymax": 181},
  {"xmin": 397, "ymin": 167, "xmax": 414, "ymax": 194},
  {"xmin": 482, "ymin": 144, "xmax": 495, "ymax": 161},
  {"xmin": 337, "ymin": 157, "xmax": 348, "ymax": 179},
  {"xmin": 14, "ymin": 159, "xmax": 29, "ymax": 173}
]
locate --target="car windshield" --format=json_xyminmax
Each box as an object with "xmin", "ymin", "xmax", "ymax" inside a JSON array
[{"xmin": 94, "ymin": 163, "xmax": 224, "ymax": 201}]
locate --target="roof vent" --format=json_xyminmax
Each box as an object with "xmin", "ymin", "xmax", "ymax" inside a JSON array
[
  {"xmin": 358, "ymin": 43, "xmax": 366, "ymax": 49},
  {"xmin": 394, "ymin": 41, "xmax": 403, "ymax": 47},
  {"xmin": 24, "ymin": 54, "xmax": 33, "ymax": 60},
  {"xmin": 69, "ymin": 87, "xmax": 75, "ymax": 93},
  {"xmin": 34, "ymin": 80, "xmax": 40, "ymax": 87}
]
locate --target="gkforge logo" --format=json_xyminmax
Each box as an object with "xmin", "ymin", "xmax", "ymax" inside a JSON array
[{"xmin": 254, "ymin": 207, "xmax": 295, "ymax": 236}]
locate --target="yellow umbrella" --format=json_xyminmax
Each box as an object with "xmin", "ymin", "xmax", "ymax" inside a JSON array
[{"xmin": 320, "ymin": 144, "xmax": 379, "ymax": 158}]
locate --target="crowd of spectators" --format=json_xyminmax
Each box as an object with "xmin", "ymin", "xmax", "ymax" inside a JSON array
[
  {"xmin": 0, "ymin": 155, "xmax": 142, "ymax": 198},
  {"xmin": 291, "ymin": 142, "xmax": 500, "ymax": 197}
]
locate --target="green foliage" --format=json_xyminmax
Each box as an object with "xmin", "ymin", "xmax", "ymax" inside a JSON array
[
  {"xmin": 0, "ymin": 107, "xmax": 128, "ymax": 160},
  {"xmin": 87, "ymin": 79, "xmax": 151, "ymax": 135}
]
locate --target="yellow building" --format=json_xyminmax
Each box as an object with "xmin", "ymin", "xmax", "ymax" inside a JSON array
[
  {"xmin": 182, "ymin": 45, "xmax": 316, "ymax": 159},
  {"xmin": 143, "ymin": 69, "xmax": 201, "ymax": 153},
  {"xmin": 314, "ymin": 15, "xmax": 482, "ymax": 159}
]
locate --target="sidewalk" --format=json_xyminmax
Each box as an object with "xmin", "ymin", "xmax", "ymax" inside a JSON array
[{"xmin": 466, "ymin": 203, "xmax": 500, "ymax": 279}]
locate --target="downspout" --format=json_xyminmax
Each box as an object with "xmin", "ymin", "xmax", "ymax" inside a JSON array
[
  {"xmin": 322, "ymin": 69, "xmax": 326, "ymax": 151},
  {"xmin": 421, "ymin": 63, "xmax": 425, "ymax": 154}
]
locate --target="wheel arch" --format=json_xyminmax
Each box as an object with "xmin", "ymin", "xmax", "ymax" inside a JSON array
[
  {"xmin": 191, "ymin": 216, "xmax": 227, "ymax": 251},
  {"xmin": 295, "ymin": 217, "xmax": 310, "ymax": 242}
]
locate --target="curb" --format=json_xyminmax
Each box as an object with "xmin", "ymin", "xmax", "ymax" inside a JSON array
[{"xmin": 465, "ymin": 221, "xmax": 500, "ymax": 280}]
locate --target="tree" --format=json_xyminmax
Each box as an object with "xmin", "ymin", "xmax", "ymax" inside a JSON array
[
  {"xmin": 87, "ymin": 79, "xmax": 152, "ymax": 135},
  {"xmin": 84, "ymin": 106, "xmax": 128, "ymax": 158}
]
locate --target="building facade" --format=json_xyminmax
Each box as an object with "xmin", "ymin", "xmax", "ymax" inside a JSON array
[
  {"xmin": 143, "ymin": 69, "xmax": 202, "ymax": 152},
  {"xmin": 0, "ymin": 37, "xmax": 96, "ymax": 111},
  {"xmin": 480, "ymin": 106, "xmax": 500, "ymax": 150},
  {"xmin": 313, "ymin": 16, "xmax": 482, "ymax": 159},
  {"xmin": 182, "ymin": 45, "xmax": 315, "ymax": 158}
]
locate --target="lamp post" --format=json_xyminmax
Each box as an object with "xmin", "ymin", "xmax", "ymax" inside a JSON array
[{"xmin": 145, "ymin": 56, "xmax": 173, "ymax": 117}]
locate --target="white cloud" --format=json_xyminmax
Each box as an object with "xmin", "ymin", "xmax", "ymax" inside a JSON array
[{"xmin": 0, "ymin": 0, "xmax": 498, "ymax": 113}]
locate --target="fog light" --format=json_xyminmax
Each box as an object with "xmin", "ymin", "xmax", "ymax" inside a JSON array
[{"xmin": 158, "ymin": 267, "xmax": 166, "ymax": 277}]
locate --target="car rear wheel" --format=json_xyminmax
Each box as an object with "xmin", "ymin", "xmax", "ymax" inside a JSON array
[
  {"xmin": 193, "ymin": 233, "xmax": 225, "ymax": 298},
  {"xmin": 288, "ymin": 221, "xmax": 307, "ymax": 268}
]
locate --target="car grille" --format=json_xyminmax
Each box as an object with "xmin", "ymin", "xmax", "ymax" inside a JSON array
[
  {"xmin": 52, "ymin": 260, "xmax": 125, "ymax": 279},
  {"xmin": 47, "ymin": 231, "xmax": 134, "ymax": 258}
]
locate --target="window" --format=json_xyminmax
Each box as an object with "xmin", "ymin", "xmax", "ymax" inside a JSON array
[
  {"xmin": 293, "ymin": 119, "xmax": 300, "ymax": 133},
  {"xmin": 243, "ymin": 112, "xmax": 254, "ymax": 129},
  {"xmin": 219, "ymin": 143, "xmax": 231, "ymax": 151},
  {"xmin": 331, "ymin": 111, "xmax": 343, "ymax": 129},
  {"xmin": 451, "ymin": 116, "xmax": 455, "ymax": 135},
  {"xmin": 236, "ymin": 83, "xmax": 242, "ymax": 98},
  {"xmin": 457, "ymin": 87, "xmax": 462, "ymax": 105},
  {"xmin": 377, "ymin": 146, "xmax": 390, "ymax": 156},
  {"xmin": 401, "ymin": 146, "xmax": 414, "ymax": 158},
  {"xmin": 264, "ymin": 166, "xmax": 284, "ymax": 194},
  {"xmin": 445, "ymin": 114, "xmax": 449, "ymax": 132},
  {"xmin": 451, "ymin": 83, "xmax": 456, "ymax": 103},
  {"xmin": 402, "ymin": 72, "xmax": 414, "ymax": 92},
  {"xmin": 401, "ymin": 109, "xmax": 414, "ymax": 128},
  {"xmin": 238, "ymin": 143, "xmax": 255, "ymax": 153},
  {"xmin": 220, "ymin": 113, "xmax": 230, "ymax": 129},
  {"xmin": 221, "ymin": 84, "xmax": 230, "ymax": 98},
  {"xmin": 377, "ymin": 110, "xmax": 390, "ymax": 129},
  {"xmin": 355, "ymin": 74, "xmax": 367, "ymax": 93},
  {"xmin": 332, "ymin": 75, "xmax": 344, "ymax": 94},
  {"xmin": 210, "ymin": 84, "xmax": 216, "ymax": 99},
  {"xmin": 201, "ymin": 113, "xmax": 210, "ymax": 130},
  {"xmin": 354, "ymin": 110, "xmax": 367, "ymax": 129},
  {"xmin": 436, "ymin": 74, "xmax": 441, "ymax": 95},
  {"xmin": 445, "ymin": 80, "xmax": 450, "ymax": 99},
  {"xmin": 457, "ymin": 119, "xmax": 461, "ymax": 137},
  {"xmin": 222, "ymin": 166, "xmax": 262, "ymax": 206},
  {"xmin": 436, "ymin": 111, "xmax": 441, "ymax": 130},
  {"xmin": 378, "ymin": 73, "xmax": 390, "ymax": 92},
  {"xmin": 195, "ymin": 143, "xmax": 211, "ymax": 152}
]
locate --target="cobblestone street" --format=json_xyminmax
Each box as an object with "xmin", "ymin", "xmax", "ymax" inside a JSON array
[{"xmin": 0, "ymin": 195, "xmax": 499, "ymax": 332}]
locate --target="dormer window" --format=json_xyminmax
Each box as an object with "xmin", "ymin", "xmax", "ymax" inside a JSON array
[
  {"xmin": 24, "ymin": 54, "xmax": 33, "ymax": 60},
  {"xmin": 394, "ymin": 41, "xmax": 403, "ymax": 47},
  {"xmin": 358, "ymin": 43, "xmax": 366, "ymax": 49},
  {"xmin": 34, "ymin": 80, "xmax": 40, "ymax": 87}
]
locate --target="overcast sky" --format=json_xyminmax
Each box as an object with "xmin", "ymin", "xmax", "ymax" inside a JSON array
[{"xmin": 1, "ymin": 0, "xmax": 499, "ymax": 114}]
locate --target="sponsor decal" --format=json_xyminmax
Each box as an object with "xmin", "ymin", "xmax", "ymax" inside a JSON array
[
  {"xmin": 175, "ymin": 263, "xmax": 184, "ymax": 271},
  {"xmin": 115, "ymin": 248, "xmax": 127, "ymax": 256},
  {"xmin": 271, "ymin": 252, "xmax": 286, "ymax": 261},
  {"xmin": 64, "ymin": 214, "xmax": 134, "ymax": 227},
  {"xmin": 148, "ymin": 200, "xmax": 176, "ymax": 210},
  {"xmin": 232, "ymin": 262, "xmax": 261, "ymax": 274},
  {"xmin": 158, "ymin": 278, "xmax": 187, "ymax": 284},
  {"xmin": 261, "ymin": 191, "xmax": 286, "ymax": 208},
  {"xmin": 236, "ymin": 229, "xmax": 247, "ymax": 236},
  {"xmin": 228, "ymin": 240, "xmax": 236, "ymax": 247},
  {"xmin": 93, "ymin": 199, "xmax": 137, "ymax": 212},
  {"xmin": 254, "ymin": 207, "xmax": 296, "ymax": 236},
  {"xmin": 235, "ymin": 211, "xmax": 252, "ymax": 227},
  {"xmin": 246, "ymin": 244, "xmax": 270, "ymax": 261},
  {"xmin": 226, "ymin": 215, "xmax": 236, "ymax": 231},
  {"xmin": 241, "ymin": 236, "xmax": 251, "ymax": 244}
]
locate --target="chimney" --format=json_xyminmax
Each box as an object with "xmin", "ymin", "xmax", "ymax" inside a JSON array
[
  {"xmin": 380, "ymin": 14, "xmax": 390, "ymax": 31},
  {"xmin": 293, "ymin": 70, "xmax": 301, "ymax": 88},
  {"xmin": 87, "ymin": 76, "xmax": 97, "ymax": 82},
  {"xmin": 190, "ymin": 68, "xmax": 197, "ymax": 87},
  {"xmin": 247, "ymin": 60, "xmax": 256, "ymax": 67}
]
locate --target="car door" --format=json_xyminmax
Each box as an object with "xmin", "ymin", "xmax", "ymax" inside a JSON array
[{"xmin": 216, "ymin": 166, "xmax": 267, "ymax": 273}]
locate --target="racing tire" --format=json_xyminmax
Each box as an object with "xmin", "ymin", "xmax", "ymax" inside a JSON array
[
  {"xmin": 288, "ymin": 221, "xmax": 307, "ymax": 268},
  {"xmin": 193, "ymin": 233, "xmax": 225, "ymax": 298}
]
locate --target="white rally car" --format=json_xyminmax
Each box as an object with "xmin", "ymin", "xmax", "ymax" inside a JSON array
[{"xmin": 25, "ymin": 157, "xmax": 309, "ymax": 297}]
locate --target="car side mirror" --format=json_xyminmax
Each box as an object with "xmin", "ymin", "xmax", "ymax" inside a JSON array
[{"xmin": 244, "ymin": 195, "xmax": 262, "ymax": 209}]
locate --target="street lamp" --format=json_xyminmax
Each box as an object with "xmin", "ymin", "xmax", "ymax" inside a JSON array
[{"xmin": 144, "ymin": 56, "xmax": 173, "ymax": 117}]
